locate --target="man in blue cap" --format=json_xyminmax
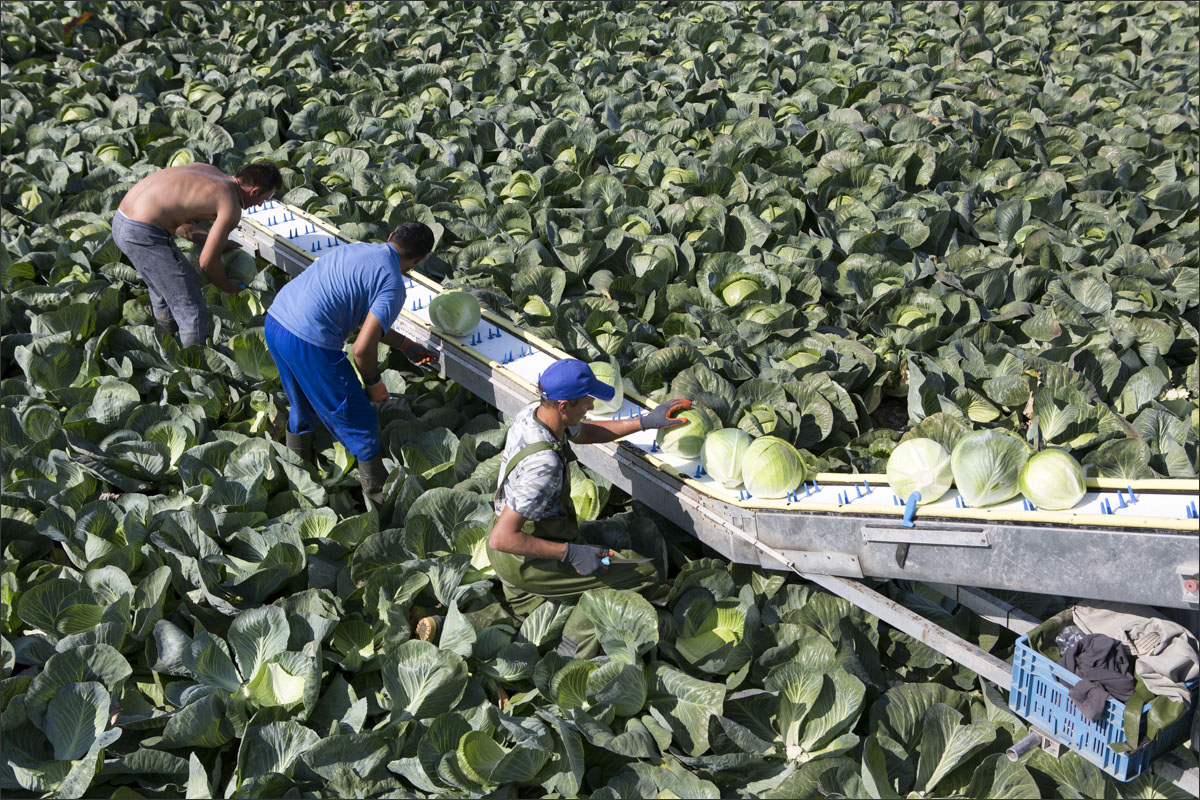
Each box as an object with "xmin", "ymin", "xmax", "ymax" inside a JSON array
[{"xmin": 487, "ymin": 358, "xmax": 692, "ymax": 621}]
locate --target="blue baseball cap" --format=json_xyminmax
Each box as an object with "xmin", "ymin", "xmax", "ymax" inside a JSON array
[{"xmin": 540, "ymin": 359, "xmax": 615, "ymax": 402}]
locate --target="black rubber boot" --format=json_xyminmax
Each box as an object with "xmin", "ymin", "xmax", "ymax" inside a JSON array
[
  {"xmin": 358, "ymin": 456, "xmax": 388, "ymax": 508},
  {"xmin": 154, "ymin": 316, "xmax": 179, "ymax": 337},
  {"xmin": 285, "ymin": 431, "xmax": 313, "ymax": 462}
]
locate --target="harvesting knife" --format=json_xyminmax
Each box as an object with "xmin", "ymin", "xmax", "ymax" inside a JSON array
[{"xmin": 601, "ymin": 556, "xmax": 653, "ymax": 565}]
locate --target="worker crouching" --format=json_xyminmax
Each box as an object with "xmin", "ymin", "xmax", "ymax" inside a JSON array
[{"xmin": 486, "ymin": 358, "xmax": 692, "ymax": 653}]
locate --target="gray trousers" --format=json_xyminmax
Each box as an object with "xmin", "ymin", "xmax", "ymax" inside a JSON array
[{"xmin": 111, "ymin": 210, "xmax": 211, "ymax": 346}]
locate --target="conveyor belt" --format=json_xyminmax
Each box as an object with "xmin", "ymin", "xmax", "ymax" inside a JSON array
[{"xmin": 232, "ymin": 202, "xmax": 1200, "ymax": 610}]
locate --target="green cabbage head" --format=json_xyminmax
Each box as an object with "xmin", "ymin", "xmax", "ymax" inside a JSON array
[
  {"xmin": 587, "ymin": 360, "xmax": 624, "ymax": 416},
  {"xmin": 950, "ymin": 430, "xmax": 1030, "ymax": 507},
  {"xmin": 1019, "ymin": 449, "xmax": 1087, "ymax": 510},
  {"xmin": 223, "ymin": 250, "xmax": 258, "ymax": 283},
  {"xmin": 742, "ymin": 436, "xmax": 806, "ymax": 499},
  {"xmin": 428, "ymin": 290, "xmax": 482, "ymax": 337},
  {"xmin": 886, "ymin": 438, "xmax": 953, "ymax": 505},
  {"xmin": 656, "ymin": 405, "xmax": 720, "ymax": 459},
  {"xmin": 701, "ymin": 428, "xmax": 754, "ymax": 489}
]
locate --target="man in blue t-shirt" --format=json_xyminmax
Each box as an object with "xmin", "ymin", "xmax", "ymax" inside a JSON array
[{"xmin": 265, "ymin": 222, "xmax": 438, "ymax": 506}]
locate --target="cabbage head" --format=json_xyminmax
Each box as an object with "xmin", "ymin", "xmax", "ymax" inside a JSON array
[
  {"xmin": 428, "ymin": 290, "xmax": 481, "ymax": 337},
  {"xmin": 168, "ymin": 148, "xmax": 196, "ymax": 167},
  {"xmin": 656, "ymin": 405, "xmax": 720, "ymax": 459},
  {"xmin": 886, "ymin": 438, "xmax": 953, "ymax": 505},
  {"xmin": 742, "ymin": 436, "xmax": 806, "ymax": 499},
  {"xmin": 950, "ymin": 430, "xmax": 1030, "ymax": 507},
  {"xmin": 588, "ymin": 360, "xmax": 624, "ymax": 416},
  {"xmin": 1019, "ymin": 449, "xmax": 1087, "ymax": 510},
  {"xmin": 716, "ymin": 272, "xmax": 763, "ymax": 306},
  {"xmin": 701, "ymin": 428, "xmax": 753, "ymax": 489},
  {"xmin": 223, "ymin": 249, "xmax": 258, "ymax": 283}
]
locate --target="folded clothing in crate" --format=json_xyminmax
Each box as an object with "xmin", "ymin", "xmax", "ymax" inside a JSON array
[
  {"xmin": 1010, "ymin": 631, "xmax": 1198, "ymax": 781},
  {"xmin": 1062, "ymin": 633, "xmax": 1135, "ymax": 722},
  {"xmin": 1074, "ymin": 602, "xmax": 1199, "ymax": 710},
  {"xmin": 1031, "ymin": 602, "xmax": 1199, "ymax": 751}
]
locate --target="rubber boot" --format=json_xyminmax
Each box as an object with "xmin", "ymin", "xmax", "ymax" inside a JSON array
[
  {"xmin": 358, "ymin": 456, "xmax": 388, "ymax": 508},
  {"xmin": 285, "ymin": 431, "xmax": 313, "ymax": 462},
  {"xmin": 154, "ymin": 315, "xmax": 179, "ymax": 337}
]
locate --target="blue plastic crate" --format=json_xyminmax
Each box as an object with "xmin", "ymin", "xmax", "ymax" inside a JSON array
[{"xmin": 1009, "ymin": 634, "xmax": 1197, "ymax": 781}]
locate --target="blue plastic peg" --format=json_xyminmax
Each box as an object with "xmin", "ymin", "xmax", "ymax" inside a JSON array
[
  {"xmin": 694, "ymin": 465, "xmax": 703, "ymax": 478},
  {"xmin": 1128, "ymin": 486, "xmax": 1138, "ymax": 503},
  {"xmin": 650, "ymin": 441, "xmax": 659, "ymax": 453},
  {"xmin": 855, "ymin": 484, "xmax": 863, "ymax": 499},
  {"xmin": 1022, "ymin": 499, "xmax": 1036, "ymax": 511},
  {"xmin": 813, "ymin": 479, "xmax": 820, "ymax": 491},
  {"xmin": 805, "ymin": 483, "xmax": 812, "ymax": 497},
  {"xmin": 892, "ymin": 494, "xmax": 901, "ymax": 506},
  {"xmin": 901, "ymin": 491, "xmax": 922, "ymax": 528},
  {"xmin": 1117, "ymin": 490, "xmax": 1128, "ymax": 509},
  {"xmin": 863, "ymin": 480, "xmax": 872, "ymax": 494}
]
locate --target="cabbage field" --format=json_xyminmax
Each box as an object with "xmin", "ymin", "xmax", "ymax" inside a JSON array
[{"xmin": 2, "ymin": 1, "xmax": 1198, "ymax": 798}]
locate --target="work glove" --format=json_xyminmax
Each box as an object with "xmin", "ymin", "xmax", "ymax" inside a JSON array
[
  {"xmin": 561, "ymin": 543, "xmax": 611, "ymax": 576},
  {"xmin": 640, "ymin": 398, "xmax": 692, "ymax": 430},
  {"xmin": 401, "ymin": 341, "xmax": 438, "ymax": 368}
]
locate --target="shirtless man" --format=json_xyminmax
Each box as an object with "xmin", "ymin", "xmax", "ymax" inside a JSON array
[{"xmin": 112, "ymin": 162, "xmax": 282, "ymax": 346}]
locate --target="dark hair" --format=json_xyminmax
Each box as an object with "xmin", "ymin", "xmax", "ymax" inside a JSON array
[
  {"xmin": 235, "ymin": 161, "xmax": 283, "ymax": 193},
  {"xmin": 388, "ymin": 221, "xmax": 434, "ymax": 258}
]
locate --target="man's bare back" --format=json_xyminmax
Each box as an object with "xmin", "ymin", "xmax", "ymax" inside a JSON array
[
  {"xmin": 118, "ymin": 163, "xmax": 242, "ymax": 231},
  {"xmin": 117, "ymin": 163, "xmax": 277, "ymax": 292}
]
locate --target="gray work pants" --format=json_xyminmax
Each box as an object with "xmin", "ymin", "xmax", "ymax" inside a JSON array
[{"xmin": 111, "ymin": 210, "xmax": 211, "ymax": 346}]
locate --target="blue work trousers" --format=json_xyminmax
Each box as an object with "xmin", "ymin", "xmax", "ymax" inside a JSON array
[{"xmin": 264, "ymin": 314, "xmax": 381, "ymax": 461}]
